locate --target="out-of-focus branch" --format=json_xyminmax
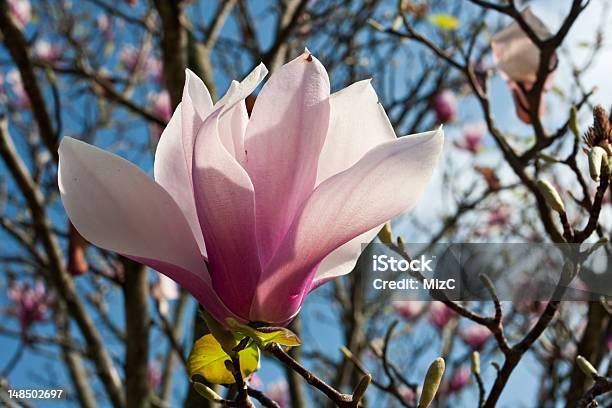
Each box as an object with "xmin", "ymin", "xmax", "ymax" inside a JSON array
[
  {"xmin": 153, "ymin": 0, "xmax": 187, "ymax": 108},
  {"xmin": 122, "ymin": 258, "xmax": 151, "ymax": 408},
  {"xmin": 0, "ymin": 0, "xmax": 57, "ymax": 161}
]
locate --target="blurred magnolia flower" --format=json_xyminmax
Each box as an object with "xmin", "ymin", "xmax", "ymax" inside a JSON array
[
  {"xmin": 6, "ymin": 69, "xmax": 29, "ymax": 108},
  {"xmin": 399, "ymin": 385, "xmax": 416, "ymax": 405},
  {"xmin": 7, "ymin": 281, "xmax": 50, "ymax": 340},
  {"xmin": 148, "ymin": 90, "xmax": 172, "ymax": 121},
  {"xmin": 126, "ymin": 0, "xmax": 137, "ymax": 7},
  {"xmin": 432, "ymin": 90, "xmax": 457, "ymax": 123},
  {"xmin": 97, "ymin": 14, "xmax": 113, "ymax": 41},
  {"xmin": 392, "ymin": 300, "xmax": 424, "ymax": 321},
  {"xmin": 146, "ymin": 55, "xmax": 164, "ymax": 84},
  {"xmin": 58, "ymin": 50, "xmax": 443, "ymax": 325},
  {"xmin": 152, "ymin": 272, "xmax": 179, "ymax": 316},
  {"xmin": 120, "ymin": 45, "xmax": 142, "ymax": 72},
  {"xmin": 34, "ymin": 40, "xmax": 61, "ymax": 62},
  {"xmin": 8, "ymin": 0, "xmax": 31, "ymax": 28},
  {"xmin": 487, "ymin": 206, "xmax": 510, "ymax": 228},
  {"xmin": 491, "ymin": 8, "xmax": 557, "ymax": 124},
  {"xmin": 455, "ymin": 122, "xmax": 486, "ymax": 154},
  {"xmin": 266, "ymin": 379, "xmax": 289, "ymax": 408},
  {"xmin": 427, "ymin": 301, "xmax": 455, "ymax": 329},
  {"xmin": 247, "ymin": 373, "xmax": 263, "ymax": 389},
  {"xmin": 445, "ymin": 366, "xmax": 470, "ymax": 394},
  {"xmin": 148, "ymin": 360, "xmax": 162, "ymax": 390},
  {"xmin": 460, "ymin": 324, "xmax": 491, "ymax": 349}
]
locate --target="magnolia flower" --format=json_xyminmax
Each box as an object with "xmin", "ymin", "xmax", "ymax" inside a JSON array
[
  {"xmin": 398, "ymin": 385, "xmax": 416, "ymax": 405},
  {"xmin": 392, "ymin": 300, "xmax": 424, "ymax": 321},
  {"xmin": 148, "ymin": 360, "xmax": 162, "ymax": 390},
  {"xmin": 8, "ymin": 0, "xmax": 31, "ymax": 28},
  {"xmin": 456, "ymin": 122, "xmax": 486, "ymax": 154},
  {"xmin": 460, "ymin": 324, "xmax": 490, "ymax": 349},
  {"xmin": 445, "ymin": 366, "xmax": 470, "ymax": 394},
  {"xmin": 432, "ymin": 90, "xmax": 457, "ymax": 123},
  {"xmin": 5, "ymin": 69, "xmax": 29, "ymax": 108},
  {"xmin": 58, "ymin": 51, "xmax": 443, "ymax": 325},
  {"xmin": 97, "ymin": 14, "xmax": 113, "ymax": 41},
  {"xmin": 7, "ymin": 281, "xmax": 50, "ymax": 339},
  {"xmin": 148, "ymin": 90, "xmax": 172, "ymax": 121},
  {"xmin": 427, "ymin": 301, "xmax": 455, "ymax": 329},
  {"xmin": 152, "ymin": 272, "xmax": 179, "ymax": 316},
  {"xmin": 120, "ymin": 46, "xmax": 143, "ymax": 72},
  {"xmin": 33, "ymin": 40, "xmax": 61, "ymax": 62},
  {"xmin": 266, "ymin": 379, "xmax": 289, "ymax": 408},
  {"xmin": 491, "ymin": 8, "xmax": 557, "ymax": 124}
]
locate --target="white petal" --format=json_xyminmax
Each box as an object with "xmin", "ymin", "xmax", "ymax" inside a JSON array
[{"xmin": 59, "ymin": 137, "xmax": 205, "ymax": 276}]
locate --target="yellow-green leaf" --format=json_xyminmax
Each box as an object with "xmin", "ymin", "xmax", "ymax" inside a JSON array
[
  {"xmin": 226, "ymin": 319, "xmax": 301, "ymax": 348},
  {"xmin": 428, "ymin": 14, "xmax": 459, "ymax": 31},
  {"xmin": 188, "ymin": 334, "xmax": 259, "ymax": 385}
]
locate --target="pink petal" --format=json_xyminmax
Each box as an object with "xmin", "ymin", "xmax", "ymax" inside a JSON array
[
  {"xmin": 313, "ymin": 79, "xmax": 397, "ymax": 285},
  {"xmin": 251, "ymin": 129, "xmax": 444, "ymax": 323},
  {"xmin": 192, "ymin": 110, "xmax": 262, "ymax": 319},
  {"xmin": 491, "ymin": 8, "xmax": 554, "ymax": 84},
  {"xmin": 58, "ymin": 137, "xmax": 237, "ymax": 321},
  {"xmin": 154, "ymin": 103, "xmax": 206, "ymax": 255},
  {"xmin": 244, "ymin": 51, "xmax": 331, "ymax": 264},
  {"xmin": 181, "ymin": 69, "xmax": 214, "ymax": 177}
]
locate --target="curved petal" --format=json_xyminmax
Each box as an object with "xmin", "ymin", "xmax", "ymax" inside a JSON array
[
  {"xmin": 245, "ymin": 51, "xmax": 330, "ymax": 264},
  {"xmin": 491, "ymin": 8, "xmax": 554, "ymax": 84},
  {"xmin": 316, "ymin": 79, "xmax": 396, "ymax": 184},
  {"xmin": 57, "ymin": 137, "xmax": 238, "ymax": 320},
  {"xmin": 192, "ymin": 110, "xmax": 261, "ymax": 319},
  {"xmin": 154, "ymin": 103, "xmax": 207, "ymax": 255},
  {"xmin": 181, "ymin": 69, "xmax": 214, "ymax": 176},
  {"xmin": 250, "ymin": 129, "xmax": 444, "ymax": 323},
  {"xmin": 59, "ymin": 137, "xmax": 205, "ymax": 274},
  {"xmin": 313, "ymin": 79, "xmax": 397, "ymax": 284}
]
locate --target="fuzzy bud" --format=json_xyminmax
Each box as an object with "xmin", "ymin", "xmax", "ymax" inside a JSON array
[
  {"xmin": 569, "ymin": 106, "xmax": 580, "ymax": 139},
  {"xmin": 352, "ymin": 374, "xmax": 371, "ymax": 403},
  {"xmin": 536, "ymin": 179, "xmax": 565, "ymax": 214},
  {"xmin": 418, "ymin": 357, "xmax": 445, "ymax": 408},
  {"xmin": 577, "ymin": 355, "xmax": 598, "ymax": 378},
  {"xmin": 471, "ymin": 351, "xmax": 481, "ymax": 375},
  {"xmin": 588, "ymin": 146, "xmax": 607, "ymax": 182},
  {"xmin": 193, "ymin": 381, "xmax": 224, "ymax": 402}
]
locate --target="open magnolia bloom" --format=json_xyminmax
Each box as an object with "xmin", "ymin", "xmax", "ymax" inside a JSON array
[
  {"xmin": 59, "ymin": 51, "xmax": 443, "ymax": 325},
  {"xmin": 491, "ymin": 8, "xmax": 557, "ymax": 124}
]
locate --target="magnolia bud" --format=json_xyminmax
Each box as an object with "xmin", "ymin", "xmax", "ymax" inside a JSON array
[
  {"xmin": 418, "ymin": 357, "xmax": 445, "ymax": 408},
  {"xmin": 536, "ymin": 179, "xmax": 565, "ymax": 214},
  {"xmin": 397, "ymin": 236, "xmax": 405, "ymax": 251},
  {"xmin": 367, "ymin": 19, "xmax": 385, "ymax": 32},
  {"xmin": 589, "ymin": 146, "xmax": 607, "ymax": 182},
  {"xmin": 352, "ymin": 374, "xmax": 371, "ymax": 403},
  {"xmin": 378, "ymin": 223, "xmax": 393, "ymax": 244},
  {"xmin": 471, "ymin": 351, "xmax": 480, "ymax": 375},
  {"xmin": 193, "ymin": 381, "xmax": 224, "ymax": 402},
  {"xmin": 193, "ymin": 382, "xmax": 223, "ymax": 402},
  {"xmin": 569, "ymin": 106, "xmax": 580, "ymax": 139},
  {"xmin": 577, "ymin": 355, "xmax": 598, "ymax": 378}
]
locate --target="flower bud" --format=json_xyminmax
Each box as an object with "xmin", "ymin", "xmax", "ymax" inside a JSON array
[
  {"xmin": 367, "ymin": 19, "xmax": 385, "ymax": 32},
  {"xmin": 352, "ymin": 374, "xmax": 371, "ymax": 403},
  {"xmin": 577, "ymin": 355, "xmax": 598, "ymax": 378},
  {"xmin": 193, "ymin": 381, "xmax": 224, "ymax": 402},
  {"xmin": 569, "ymin": 106, "xmax": 580, "ymax": 139},
  {"xmin": 536, "ymin": 179, "xmax": 565, "ymax": 213},
  {"xmin": 471, "ymin": 351, "xmax": 481, "ymax": 375},
  {"xmin": 378, "ymin": 223, "xmax": 393, "ymax": 244},
  {"xmin": 589, "ymin": 146, "xmax": 607, "ymax": 182},
  {"xmin": 418, "ymin": 357, "xmax": 445, "ymax": 408}
]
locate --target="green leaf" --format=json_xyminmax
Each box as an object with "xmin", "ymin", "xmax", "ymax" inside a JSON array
[
  {"xmin": 188, "ymin": 334, "xmax": 259, "ymax": 385},
  {"xmin": 428, "ymin": 14, "xmax": 459, "ymax": 31},
  {"xmin": 227, "ymin": 318, "xmax": 301, "ymax": 348}
]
